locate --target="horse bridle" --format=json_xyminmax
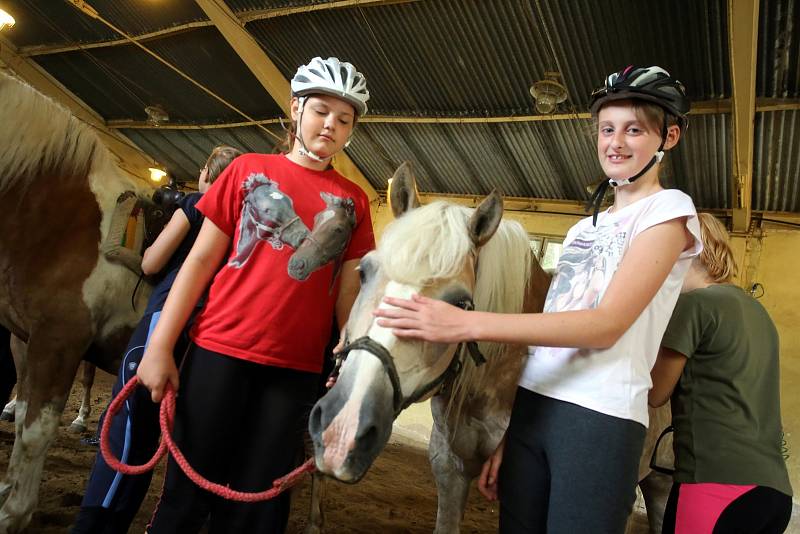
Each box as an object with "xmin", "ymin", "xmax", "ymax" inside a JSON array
[
  {"xmin": 253, "ymin": 213, "xmax": 308, "ymax": 243},
  {"xmin": 334, "ymin": 299, "xmax": 487, "ymax": 417}
]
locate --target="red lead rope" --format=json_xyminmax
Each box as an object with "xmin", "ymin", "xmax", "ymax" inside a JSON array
[{"xmin": 100, "ymin": 376, "xmax": 316, "ymax": 502}]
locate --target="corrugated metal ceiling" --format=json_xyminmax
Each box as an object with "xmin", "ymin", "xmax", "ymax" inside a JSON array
[{"xmin": 0, "ymin": 0, "xmax": 797, "ymax": 216}]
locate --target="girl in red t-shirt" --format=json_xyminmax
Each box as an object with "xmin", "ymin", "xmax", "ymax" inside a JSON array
[{"xmin": 136, "ymin": 57, "xmax": 374, "ymax": 533}]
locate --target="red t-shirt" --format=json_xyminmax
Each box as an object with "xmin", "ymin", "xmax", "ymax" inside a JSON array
[{"xmin": 191, "ymin": 153, "xmax": 375, "ymax": 372}]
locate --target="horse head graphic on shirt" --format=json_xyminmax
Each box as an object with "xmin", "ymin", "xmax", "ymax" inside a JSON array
[{"xmin": 228, "ymin": 173, "xmax": 310, "ymax": 269}]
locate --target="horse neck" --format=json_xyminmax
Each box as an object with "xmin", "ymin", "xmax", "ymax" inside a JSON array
[{"xmin": 525, "ymin": 257, "xmax": 552, "ymax": 314}]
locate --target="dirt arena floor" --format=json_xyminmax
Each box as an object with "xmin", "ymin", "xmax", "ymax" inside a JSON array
[{"xmin": 1, "ymin": 371, "xmax": 653, "ymax": 533}]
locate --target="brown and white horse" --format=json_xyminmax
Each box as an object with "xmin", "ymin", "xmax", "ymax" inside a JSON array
[
  {"xmin": 0, "ymin": 71, "xmax": 153, "ymax": 532},
  {"xmin": 309, "ymin": 163, "xmax": 673, "ymax": 533}
]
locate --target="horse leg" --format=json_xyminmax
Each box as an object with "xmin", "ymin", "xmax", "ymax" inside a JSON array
[
  {"xmin": 304, "ymin": 472, "xmax": 327, "ymax": 534},
  {"xmin": 639, "ymin": 470, "xmax": 671, "ymax": 533},
  {"xmin": 69, "ymin": 362, "xmax": 96, "ymax": 433},
  {"xmin": 429, "ymin": 424, "xmax": 472, "ymax": 534},
  {"xmin": 0, "ymin": 332, "xmax": 86, "ymax": 533}
]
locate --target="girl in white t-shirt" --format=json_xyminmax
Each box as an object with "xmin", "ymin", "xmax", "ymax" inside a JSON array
[{"xmin": 374, "ymin": 66, "xmax": 702, "ymax": 533}]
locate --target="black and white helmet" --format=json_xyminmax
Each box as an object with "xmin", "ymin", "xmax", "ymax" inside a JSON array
[
  {"xmin": 589, "ymin": 66, "xmax": 689, "ymax": 129},
  {"xmin": 291, "ymin": 57, "xmax": 370, "ymax": 116}
]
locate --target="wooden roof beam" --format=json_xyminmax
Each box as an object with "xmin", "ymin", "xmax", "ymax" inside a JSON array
[
  {"xmin": 728, "ymin": 0, "xmax": 759, "ymax": 232},
  {"xmin": 195, "ymin": 0, "xmax": 378, "ymax": 202},
  {"xmin": 0, "ymin": 36, "xmax": 154, "ymax": 182},
  {"xmin": 19, "ymin": 21, "xmax": 213, "ymax": 57},
  {"xmin": 108, "ymin": 98, "xmax": 754, "ymax": 129},
  {"xmin": 19, "ymin": 0, "xmax": 415, "ymax": 58}
]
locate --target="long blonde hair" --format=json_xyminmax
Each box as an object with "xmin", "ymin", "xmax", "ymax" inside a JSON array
[{"xmin": 696, "ymin": 213, "xmax": 738, "ymax": 283}]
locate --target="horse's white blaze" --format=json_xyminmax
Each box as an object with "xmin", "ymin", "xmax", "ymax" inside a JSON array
[
  {"xmin": 368, "ymin": 281, "xmax": 419, "ymax": 348},
  {"xmin": 0, "ymin": 402, "xmax": 58, "ymax": 532},
  {"xmin": 316, "ymin": 208, "xmax": 336, "ymax": 225},
  {"xmin": 321, "ymin": 281, "xmax": 421, "ymax": 478}
]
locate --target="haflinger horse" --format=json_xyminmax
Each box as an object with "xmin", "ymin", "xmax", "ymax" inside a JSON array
[
  {"xmin": 308, "ymin": 163, "xmax": 674, "ymax": 533},
  {"xmin": 0, "ymin": 71, "xmax": 155, "ymax": 532},
  {"xmin": 308, "ymin": 162, "xmax": 551, "ymax": 532}
]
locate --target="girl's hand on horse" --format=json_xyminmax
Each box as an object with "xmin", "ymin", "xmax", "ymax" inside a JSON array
[
  {"xmin": 137, "ymin": 345, "xmax": 179, "ymax": 403},
  {"xmin": 477, "ymin": 435, "xmax": 506, "ymax": 501},
  {"xmin": 374, "ymin": 294, "xmax": 472, "ymax": 344}
]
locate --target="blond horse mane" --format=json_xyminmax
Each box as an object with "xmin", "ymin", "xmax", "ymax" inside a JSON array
[
  {"xmin": 377, "ymin": 201, "xmax": 532, "ymax": 413},
  {"xmin": 0, "ymin": 72, "xmax": 114, "ymax": 194}
]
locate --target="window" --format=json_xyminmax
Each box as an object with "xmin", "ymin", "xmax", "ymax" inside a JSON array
[{"xmin": 529, "ymin": 235, "xmax": 563, "ymax": 271}]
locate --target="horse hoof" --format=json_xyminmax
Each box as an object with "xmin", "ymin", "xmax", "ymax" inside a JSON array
[
  {"xmin": 0, "ymin": 411, "xmax": 13, "ymax": 423},
  {"xmin": 68, "ymin": 422, "xmax": 87, "ymax": 433}
]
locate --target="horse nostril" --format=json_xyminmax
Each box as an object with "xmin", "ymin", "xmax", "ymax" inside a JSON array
[{"xmin": 356, "ymin": 424, "xmax": 379, "ymax": 455}]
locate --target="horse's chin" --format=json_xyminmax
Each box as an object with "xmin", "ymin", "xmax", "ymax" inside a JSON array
[{"xmin": 313, "ymin": 444, "xmax": 384, "ymax": 484}]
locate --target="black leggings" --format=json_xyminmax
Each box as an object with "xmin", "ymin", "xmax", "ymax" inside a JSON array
[
  {"xmin": 663, "ymin": 482, "xmax": 792, "ymax": 534},
  {"xmin": 499, "ymin": 388, "xmax": 646, "ymax": 534},
  {"xmin": 146, "ymin": 344, "xmax": 319, "ymax": 534}
]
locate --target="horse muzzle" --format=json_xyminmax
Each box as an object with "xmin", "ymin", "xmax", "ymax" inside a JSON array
[{"xmin": 308, "ymin": 370, "xmax": 395, "ymax": 483}]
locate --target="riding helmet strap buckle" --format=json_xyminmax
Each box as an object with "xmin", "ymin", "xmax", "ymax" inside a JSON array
[{"xmin": 648, "ymin": 424, "xmax": 676, "ymax": 475}]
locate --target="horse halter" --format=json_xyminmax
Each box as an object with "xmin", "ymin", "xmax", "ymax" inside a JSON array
[
  {"xmin": 253, "ymin": 213, "xmax": 307, "ymax": 244},
  {"xmin": 334, "ymin": 299, "xmax": 487, "ymax": 417}
]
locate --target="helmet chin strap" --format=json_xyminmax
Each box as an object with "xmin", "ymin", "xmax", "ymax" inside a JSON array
[
  {"xmin": 586, "ymin": 120, "xmax": 669, "ymax": 226},
  {"xmin": 294, "ymin": 96, "xmax": 355, "ymax": 163}
]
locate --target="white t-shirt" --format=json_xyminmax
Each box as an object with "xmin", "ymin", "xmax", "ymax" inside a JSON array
[{"xmin": 518, "ymin": 189, "xmax": 702, "ymax": 427}]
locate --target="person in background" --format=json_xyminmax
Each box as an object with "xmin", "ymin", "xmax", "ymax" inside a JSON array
[{"xmin": 650, "ymin": 212, "xmax": 792, "ymax": 534}]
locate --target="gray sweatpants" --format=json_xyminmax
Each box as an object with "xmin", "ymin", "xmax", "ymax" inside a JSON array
[{"xmin": 499, "ymin": 388, "xmax": 646, "ymax": 534}]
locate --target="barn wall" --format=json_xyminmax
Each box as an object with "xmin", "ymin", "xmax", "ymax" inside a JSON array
[
  {"xmin": 373, "ymin": 206, "xmax": 800, "ymax": 499},
  {"xmin": 731, "ymin": 226, "xmax": 800, "ymax": 497}
]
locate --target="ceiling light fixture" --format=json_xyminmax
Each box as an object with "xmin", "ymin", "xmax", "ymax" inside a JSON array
[
  {"xmin": 148, "ymin": 167, "xmax": 167, "ymax": 182},
  {"xmin": 529, "ymin": 72, "xmax": 568, "ymax": 115},
  {"xmin": 0, "ymin": 8, "xmax": 15, "ymax": 31}
]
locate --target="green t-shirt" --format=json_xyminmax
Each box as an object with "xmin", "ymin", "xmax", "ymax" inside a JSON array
[{"xmin": 661, "ymin": 284, "xmax": 792, "ymax": 496}]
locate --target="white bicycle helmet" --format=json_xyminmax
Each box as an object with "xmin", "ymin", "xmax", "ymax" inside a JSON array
[{"xmin": 291, "ymin": 57, "xmax": 369, "ymax": 116}]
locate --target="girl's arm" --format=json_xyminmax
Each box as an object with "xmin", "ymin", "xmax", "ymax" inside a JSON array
[
  {"xmin": 376, "ymin": 218, "xmax": 690, "ymax": 349},
  {"xmin": 141, "ymin": 209, "xmax": 191, "ymax": 275},
  {"xmin": 137, "ymin": 218, "xmax": 231, "ymax": 402},
  {"xmin": 649, "ymin": 347, "xmax": 687, "ymax": 407}
]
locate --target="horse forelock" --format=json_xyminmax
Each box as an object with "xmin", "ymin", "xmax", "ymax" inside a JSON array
[
  {"xmin": 378, "ymin": 202, "xmax": 475, "ymax": 286},
  {"xmin": 376, "ymin": 200, "xmax": 533, "ymax": 419}
]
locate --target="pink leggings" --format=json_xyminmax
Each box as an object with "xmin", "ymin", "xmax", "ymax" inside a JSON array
[{"xmin": 663, "ymin": 482, "xmax": 791, "ymax": 534}]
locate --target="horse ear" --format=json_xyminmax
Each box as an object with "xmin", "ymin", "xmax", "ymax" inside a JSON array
[
  {"xmin": 319, "ymin": 191, "xmax": 335, "ymax": 206},
  {"xmin": 388, "ymin": 161, "xmax": 420, "ymax": 218},
  {"xmin": 468, "ymin": 190, "xmax": 503, "ymax": 248}
]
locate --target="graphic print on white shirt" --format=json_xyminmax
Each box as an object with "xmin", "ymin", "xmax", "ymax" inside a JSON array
[
  {"xmin": 519, "ymin": 189, "xmax": 703, "ymax": 426},
  {"xmin": 544, "ymin": 217, "xmax": 630, "ymax": 313}
]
